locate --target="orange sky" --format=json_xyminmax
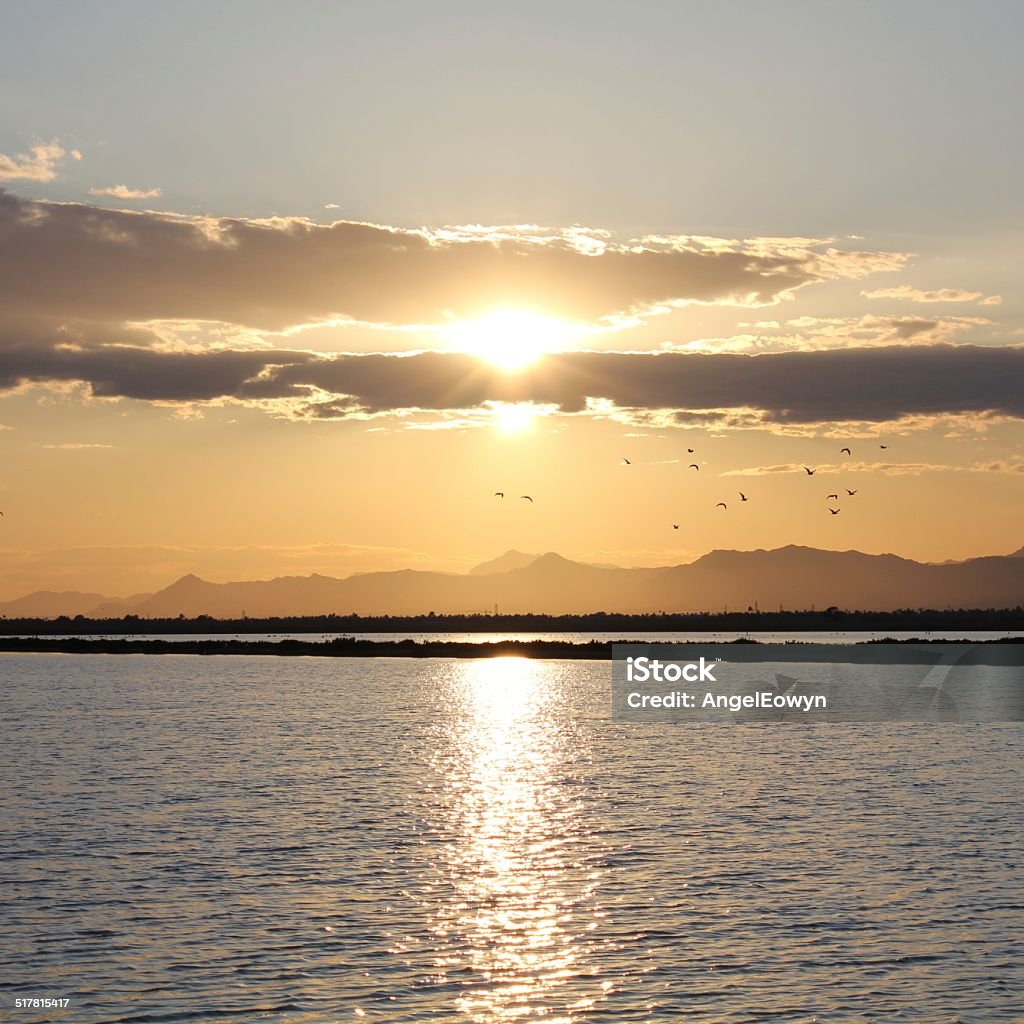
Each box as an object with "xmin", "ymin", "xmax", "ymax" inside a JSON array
[{"xmin": 1, "ymin": 6, "xmax": 1022, "ymax": 599}]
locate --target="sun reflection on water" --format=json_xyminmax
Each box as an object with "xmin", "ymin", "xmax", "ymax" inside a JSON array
[{"xmin": 431, "ymin": 657, "xmax": 604, "ymax": 1022}]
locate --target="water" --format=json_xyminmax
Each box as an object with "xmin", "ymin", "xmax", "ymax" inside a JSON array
[
  {"xmin": 2, "ymin": 654, "xmax": 1022, "ymax": 1023},
  {"xmin": 8, "ymin": 630, "xmax": 1022, "ymax": 645}
]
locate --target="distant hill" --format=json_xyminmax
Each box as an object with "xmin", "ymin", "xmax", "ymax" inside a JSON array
[
  {"xmin": 0, "ymin": 590, "xmax": 115, "ymax": 618},
  {"xmin": 2, "ymin": 544, "xmax": 1022, "ymax": 618},
  {"xmin": 468, "ymin": 550, "xmax": 539, "ymax": 575}
]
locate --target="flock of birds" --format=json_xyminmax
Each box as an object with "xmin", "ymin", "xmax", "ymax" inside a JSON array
[{"xmin": 494, "ymin": 443, "xmax": 890, "ymax": 529}]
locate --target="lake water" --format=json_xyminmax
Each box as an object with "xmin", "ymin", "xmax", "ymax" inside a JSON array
[
  {"xmin": 2, "ymin": 654, "xmax": 1022, "ymax": 1023},
  {"xmin": 9, "ymin": 630, "xmax": 1022, "ymax": 645}
]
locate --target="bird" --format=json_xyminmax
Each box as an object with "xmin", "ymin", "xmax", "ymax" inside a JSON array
[
  {"xmin": 846, "ymin": 488, "xmax": 858, "ymax": 496},
  {"xmin": 804, "ymin": 467, "xmax": 815, "ymax": 475},
  {"xmin": 689, "ymin": 464, "xmax": 700, "ymax": 471},
  {"xmin": 672, "ymin": 524, "xmax": 679, "ymax": 530},
  {"xmin": 826, "ymin": 493, "xmax": 839, "ymax": 501},
  {"xmin": 840, "ymin": 447, "xmax": 851, "ymax": 455},
  {"xmin": 716, "ymin": 502, "xmax": 728, "ymax": 509},
  {"xmin": 621, "ymin": 457, "xmax": 631, "ymax": 465},
  {"xmin": 739, "ymin": 492, "xmax": 748, "ymax": 502},
  {"xmin": 520, "ymin": 495, "xmax": 533, "ymax": 502},
  {"xmin": 879, "ymin": 444, "xmax": 888, "ymax": 449},
  {"xmin": 828, "ymin": 508, "xmax": 840, "ymax": 515},
  {"xmin": 687, "ymin": 448, "xmax": 695, "ymax": 453},
  {"xmin": 494, "ymin": 492, "xmax": 504, "ymax": 498}
]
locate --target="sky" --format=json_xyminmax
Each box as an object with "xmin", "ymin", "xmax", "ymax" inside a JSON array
[{"xmin": 1, "ymin": 0, "xmax": 1023, "ymax": 599}]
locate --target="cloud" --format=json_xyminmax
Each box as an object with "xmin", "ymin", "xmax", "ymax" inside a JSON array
[
  {"xmin": 88, "ymin": 185, "xmax": 163, "ymax": 200},
  {"xmin": 0, "ymin": 189, "xmax": 910, "ymax": 330},
  {"xmin": 1, "ymin": 328, "xmax": 1022, "ymax": 427},
  {"xmin": 726, "ymin": 461, "xmax": 1024, "ymax": 477},
  {"xmin": 0, "ymin": 140, "xmax": 80, "ymax": 182},
  {"xmin": 862, "ymin": 285, "xmax": 1002, "ymax": 306},
  {"xmin": 676, "ymin": 314, "xmax": 993, "ymax": 355},
  {"xmin": 37, "ymin": 442, "xmax": 115, "ymax": 450}
]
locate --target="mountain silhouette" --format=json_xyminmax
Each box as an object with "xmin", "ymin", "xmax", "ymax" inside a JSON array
[
  {"xmin": 468, "ymin": 550, "xmax": 540, "ymax": 575},
  {"xmin": 2, "ymin": 544, "xmax": 1022, "ymax": 618},
  {"xmin": 0, "ymin": 590, "xmax": 116, "ymax": 618}
]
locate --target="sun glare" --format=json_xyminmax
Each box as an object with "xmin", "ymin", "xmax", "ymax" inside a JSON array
[
  {"xmin": 492, "ymin": 402, "xmax": 536, "ymax": 435},
  {"xmin": 448, "ymin": 309, "xmax": 581, "ymax": 371}
]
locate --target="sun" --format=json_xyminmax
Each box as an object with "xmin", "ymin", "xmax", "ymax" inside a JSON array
[{"xmin": 447, "ymin": 309, "xmax": 582, "ymax": 371}]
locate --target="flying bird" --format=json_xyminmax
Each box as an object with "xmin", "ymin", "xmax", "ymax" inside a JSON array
[
  {"xmin": 828, "ymin": 507, "xmax": 841, "ymax": 515},
  {"xmin": 621, "ymin": 457, "xmax": 631, "ymax": 465},
  {"xmin": 520, "ymin": 495, "xmax": 533, "ymax": 502},
  {"xmin": 841, "ymin": 447, "xmax": 851, "ymax": 455},
  {"xmin": 687, "ymin": 448, "xmax": 695, "ymax": 453},
  {"xmin": 826, "ymin": 493, "xmax": 839, "ymax": 501},
  {"xmin": 846, "ymin": 488, "xmax": 858, "ymax": 496},
  {"xmin": 689, "ymin": 464, "xmax": 700, "ymax": 471},
  {"xmin": 493, "ymin": 492, "xmax": 504, "ymax": 498},
  {"xmin": 672, "ymin": 524, "xmax": 679, "ymax": 530},
  {"xmin": 879, "ymin": 444, "xmax": 888, "ymax": 449},
  {"xmin": 716, "ymin": 502, "xmax": 728, "ymax": 509},
  {"xmin": 739, "ymin": 492, "xmax": 748, "ymax": 502},
  {"xmin": 804, "ymin": 467, "xmax": 815, "ymax": 476}
]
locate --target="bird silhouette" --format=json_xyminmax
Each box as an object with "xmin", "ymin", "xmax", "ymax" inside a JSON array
[
  {"xmin": 687, "ymin": 448, "xmax": 695, "ymax": 453},
  {"xmin": 672, "ymin": 524, "xmax": 679, "ymax": 529},
  {"xmin": 622, "ymin": 457, "xmax": 631, "ymax": 465},
  {"xmin": 494, "ymin": 492, "xmax": 504, "ymax": 498},
  {"xmin": 689, "ymin": 464, "xmax": 700, "ymax": 471},
  {"xmin": 716, "ymin": 502, "xmax": 728, "ymax": 509},
  {"xmin": 804, "ymin": 467, "xmax": 815, "ymax": 475},
  {"xmin": 879, "ymin": 444, "xmax": 888, "ymax": 449},
  {"xmin": 846, "ymin": 488, "xmax": 858, "ymax": 496},
  {"xmin": 826, "ymin": 493, "xmax": 839, "ymax": 500},
  {"xmin": 841, "ymin": 447, "xmax": 851, "ymax": 455},
  {"xmin": 739, "ymin": 492, "xmax": 748, "ymax": 501},
  {"xmin": 828, "ymin": 507, "xmax": 841, "ymax": 515},
  {"xmin": 520, "ymin": 495, "xmax": 533, "ymax": 502}
]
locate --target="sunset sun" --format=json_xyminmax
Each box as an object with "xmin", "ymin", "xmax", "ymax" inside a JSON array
[{"xmin": 448, "ymin": 309, "xmax": 581, "ymax": 371}]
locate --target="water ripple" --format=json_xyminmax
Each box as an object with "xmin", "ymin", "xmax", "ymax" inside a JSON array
[{"xmin": 1, "ymin": 653, "xmax": 1022, "ymax": 1022}]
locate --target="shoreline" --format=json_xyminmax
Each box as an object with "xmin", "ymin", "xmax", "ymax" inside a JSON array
[{"xmin": 1, "ymin": 635, "xmax": 1022, "ymax": 661}]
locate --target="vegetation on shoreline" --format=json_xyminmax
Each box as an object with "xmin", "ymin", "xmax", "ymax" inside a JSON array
[
  {"xmin": 1, "ymin": 607, "xmax": 1022, "ymax": 636},
  {"xmin": 1, "ymin": 635, "xmax": 1022, "ymax": 660}
]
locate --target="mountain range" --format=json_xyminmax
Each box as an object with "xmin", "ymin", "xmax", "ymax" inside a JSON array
[{"xmin": 2, "ymin": 545, "xmax": 1023, "ymax": 619}]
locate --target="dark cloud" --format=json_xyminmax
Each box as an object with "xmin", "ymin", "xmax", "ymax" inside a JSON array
[
  {"xmin": 891, "ymin": 317, "xmax": 940, "ymax": 340},
  {"xmin": 0, "ymin": 322, "xmax": 313, "ymax": 402},
  {"xmin": 265, "ymin": 345, "xmax": 1024, "ymax": 423},
  {"xmin": 0, "ymin": 189, "xmax": 898, "ymax": 329},
  {"xmin": 1, "ymin": 329, "xmax": 1021, "ymax": 425}
]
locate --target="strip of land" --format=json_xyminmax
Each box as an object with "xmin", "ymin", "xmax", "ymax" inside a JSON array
[
  {"xmin": 1, "ymin": 636, "xmax": 1022, "ymax": 661},
  {"xmin": 2, "ymin": 608, "xmax": 1024, "ymax": 634}
]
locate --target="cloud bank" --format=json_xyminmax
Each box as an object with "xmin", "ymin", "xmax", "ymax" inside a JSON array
[
  {"xmin": 0, "ymin": 189, "xmax": 907, "ymax": 329},
  {"xmin": 0, "ymin": 188, "xmax": 1014, "ymax": 433},
  {"xmin": 1, "ymin": 332, "xmax": 1021, "ymax": 426}
]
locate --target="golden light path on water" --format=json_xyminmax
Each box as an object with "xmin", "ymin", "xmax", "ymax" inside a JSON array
[{"xmin": 430, "ymin": 657, "xmax": 609, "ymax": 1022}]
